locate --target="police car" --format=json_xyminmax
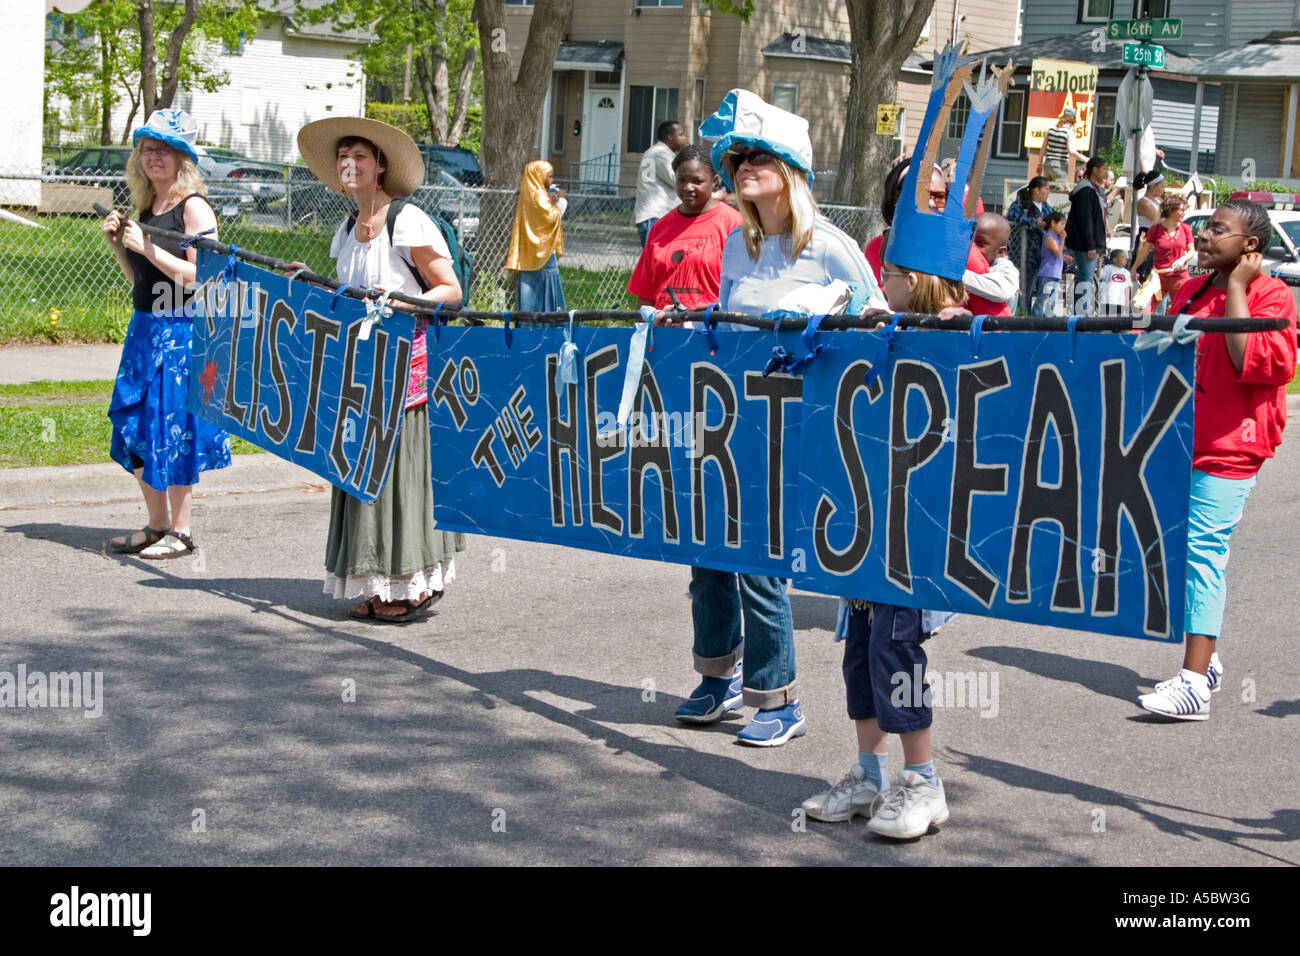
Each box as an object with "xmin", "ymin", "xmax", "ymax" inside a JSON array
[{"xmin": 1185, "ymin": 191, "xmax": 1300, "ymax": 314}]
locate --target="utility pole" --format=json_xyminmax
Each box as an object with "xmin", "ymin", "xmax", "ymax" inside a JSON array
[{"xmin": 1128, "ymin": 0, "xmax": 1150, "ymax": 263}]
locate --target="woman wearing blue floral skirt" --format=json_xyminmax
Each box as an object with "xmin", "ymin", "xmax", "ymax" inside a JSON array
[{"xmin": 100, "ymin": 109, "xmax": 230, "ymax": 559}]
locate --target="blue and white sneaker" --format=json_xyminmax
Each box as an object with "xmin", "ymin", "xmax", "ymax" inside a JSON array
[
  {"xmin": 736, "ymin": 701, "xmax": 806, "ymax": 747},
  {"xmin": 1137, "ymin": 671, "xmax": 1210, "ymax": 721},
  {"xmin": 1153, "ymin": 653, "xmax": 1223, "ymax": 694},
  {"xmin": 1207, "ymin": 652, "xmax": 1223, "ymax": 693},
  {"xmin": 675, "ymin": 663, "xmax": 743, "ymax": 723}
]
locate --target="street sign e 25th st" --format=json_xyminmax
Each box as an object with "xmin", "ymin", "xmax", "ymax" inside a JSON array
[
  {"xmin": 1123, "ymin": 42, "xmax": 1165, "ymax": 69},
  {"xmin": 1108, "ymin": 18, "xmax": 1182, "ymax": 41}
]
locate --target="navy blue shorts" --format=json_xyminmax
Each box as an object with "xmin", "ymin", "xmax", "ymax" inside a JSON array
[{"xmin": 842, "ymin": 603, "xmax": 932, "ymax": 734}]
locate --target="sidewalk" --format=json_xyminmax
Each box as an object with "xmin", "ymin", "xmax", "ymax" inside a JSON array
[{"xmin": 0, "ymin": 342, "xmax": 123, "ymax": 384}]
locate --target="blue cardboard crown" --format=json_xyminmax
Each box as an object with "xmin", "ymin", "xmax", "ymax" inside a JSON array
[{"xmin": 885, "ymin": 46, "xmax": 1015, "ymax": 281}]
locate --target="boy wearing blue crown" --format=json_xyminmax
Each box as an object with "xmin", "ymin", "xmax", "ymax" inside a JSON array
[{"xmin": 801, "ymin": 49, "xmax": 1012, "ymax": 839}]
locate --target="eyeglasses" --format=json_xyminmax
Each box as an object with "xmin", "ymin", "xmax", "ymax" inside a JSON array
[
  {"xmin": 728, "ymin": 149, "xmax": 777, "ymax": 169},
  {"xmin": 880, "ymin": 268, "xmax": 910, "ymax": 280},
  {"xmin": 139, "ymin": 145, "xmax": 172, "ymax": 156},
  {"xmin": 1200, "ymin": 223, "xmax": 1250, "ymax": 238}
]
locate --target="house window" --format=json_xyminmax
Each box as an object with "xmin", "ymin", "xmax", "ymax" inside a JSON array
[
  {"xmin": 223, "ymin": 31, "xmax": 246, "ymax": 56},
  {"xmin": 996, "ymin": 89, "xmax": 1027, "ymax": 158},
  {"xmin": 628, "ymin": 85, "xmax": 679, "ymax": 153},
  {"xmin": 1148, "ymin": 0, "xmax": 1171, "ymax": 16},
  {"xmin": 770, "ymin": 82, "xmax": 798, "ymax": 114},
  {"xmin": 946, "ymin": 92, "xmax": 969, "ymax": 139},
  {"xmin": 1077, "ymin": 0, "xmax": 1113, "ymax": 23},
  {"xmin": 636, "ymin": 0, "xmax": 684, "ymax": 7},
  {"xmin": 893, "ymin": 107, "xmax": 908, "ymax": 156},
  {"xmin": 591, "ymin": 69, "xmax": 622, "ymax": 86},
  {"xmin": 550, "ymin": 74, "xmax": 568, "ymax": 155},
  {"xmin": 505, "ymin": 1, "xmax": 535, "ymax": 6},
  {"xmin": 1093, "ymin": 92, "xmax": 1117, "ymax": 153}
]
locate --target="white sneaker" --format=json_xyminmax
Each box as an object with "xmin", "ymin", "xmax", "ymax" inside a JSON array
[
  {"xmin": 1138, "ymin": 671, "xmax": 1210, "ymax": 721},
  {"xmin": 1154, "ymin": 653, "xmax": 1223, "ymax": 695},
  {"xmin": 802, "ymin": 764, "xmax": 883, "ymax": 823},
  {"xmin": 866, "ymin": 770, "xmax": 949, "ymax": 840}
]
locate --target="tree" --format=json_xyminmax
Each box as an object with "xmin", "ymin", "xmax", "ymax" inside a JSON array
[
  {"xmin": 46, "ymin": 0, "xmax": 264, "ymax": 144},
  {"xmin": 294, "ymin": 0, "xmax": 479, "ymax": 147},
  {"xmin": 833, "ymin": 0, "xmax": 935, "ymax": 220}
]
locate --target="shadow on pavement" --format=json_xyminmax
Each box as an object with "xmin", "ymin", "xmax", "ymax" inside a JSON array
[
  {"xmin": 946, "ymin": 748, "xmax": 1300, "ymax": 866},
  {"xmin": 966, "ymin": 644, "xmax": 1146, "ymax": 702}
]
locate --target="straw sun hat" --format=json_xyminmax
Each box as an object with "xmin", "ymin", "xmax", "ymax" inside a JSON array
[{"xmin": 297, "ymin": 116, "xmax": 425, "ymax": 198}]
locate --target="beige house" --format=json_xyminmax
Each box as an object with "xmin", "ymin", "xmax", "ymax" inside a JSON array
[{"xmin": 504, "ymin": 0, "xmax": 1019, "ymax": 195}]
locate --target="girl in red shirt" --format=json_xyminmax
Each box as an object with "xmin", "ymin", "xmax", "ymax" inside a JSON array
[
  {"xmin": 626, "ymin": 144, "xmax": 743, "ymax": 320},
  {"xmin": 1134, "ymin": 193, "xmax": 1194, "ymax": 311},
  {"xmin": 1137, "ymin": 199, "xmax": 1297, "ymax": 720}
]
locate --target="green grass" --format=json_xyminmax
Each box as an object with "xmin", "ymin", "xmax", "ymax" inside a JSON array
[
  {"xmin": 0, "ymin": 379, "xmax": 260, "ymax": 469},
  {"xmin": 2, "ymin": 213, "xmax": 635, "ymax": 342},
  {"xmin": 0, "ymin": 216, "xmax": 334, "ymax": 345}
]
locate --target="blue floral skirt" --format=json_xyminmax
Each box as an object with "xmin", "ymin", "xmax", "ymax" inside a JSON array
[{"xmin": 108, "ymin": 309, "xmax": 231, "ymax": 491}]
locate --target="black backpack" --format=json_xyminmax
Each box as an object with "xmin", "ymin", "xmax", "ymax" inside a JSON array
[{"xmin": 344, "ymin": 196, "xmax": 473, "ymax": 305}]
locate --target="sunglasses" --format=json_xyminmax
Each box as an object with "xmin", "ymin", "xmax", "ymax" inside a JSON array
[{"xmin": 728, "ymin": 149, "xmax": 777, "ymax": 169}]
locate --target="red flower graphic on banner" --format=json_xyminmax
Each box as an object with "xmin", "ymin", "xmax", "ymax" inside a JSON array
[{"xmin": 200, "ymin": 361, "xmax": 218, "ymax": 402}]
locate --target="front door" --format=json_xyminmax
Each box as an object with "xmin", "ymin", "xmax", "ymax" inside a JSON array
[{"xmin": 581, "ymin": 86, "xmax": 621, "ymax": 187}]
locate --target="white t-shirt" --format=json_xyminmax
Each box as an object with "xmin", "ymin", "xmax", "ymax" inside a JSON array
[
  {"xmin": 718, "ymin": 217, "xmax": 887, "ymax": 325},
  {"xmin": 330, "ymin": 202, "xmax": 450, "ymax": 294},
  {"xmin": 634, "ymin": 140, "xmax": 678, "ymax": 225},
  {"xmin": 1099, "ymin": 264, "xmax": 1133, "ymax": 306}
]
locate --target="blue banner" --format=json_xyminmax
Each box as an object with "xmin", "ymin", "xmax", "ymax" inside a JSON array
[
  {"xmin": 188, "ymin": 249, "xmax": 416, "ymax": 502},
  {"xmin": 428, "ymin": 324, "xmax": 1195, "ymax": 641}
]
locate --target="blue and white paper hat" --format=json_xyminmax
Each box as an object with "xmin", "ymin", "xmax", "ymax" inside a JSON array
[
  {"xmin": 132, "ymin": 108, "xmax": 199, "ymax": 163},
  {"xmin": 698, "ymin": 89, "xmax": 814, "ymax": 191},
  {"xmin": 885, "ymin": 47, "xmax": 1014, "ymax": 281}
]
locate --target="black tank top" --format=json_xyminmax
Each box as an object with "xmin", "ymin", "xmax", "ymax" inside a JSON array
[{"xmin": 126, "ymin": 195, "xmax": 210, "ymax": 314}]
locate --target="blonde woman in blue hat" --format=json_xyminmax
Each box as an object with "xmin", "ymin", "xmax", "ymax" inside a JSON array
[
  {"xmin": 101, "ymin": 108, "xmax": 230, "ymax": 559},
  {"xmin": 675, "ymin": 90, "xmax": 886, "ymax": 746}
]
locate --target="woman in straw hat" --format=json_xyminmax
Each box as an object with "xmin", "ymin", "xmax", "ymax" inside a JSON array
[
  {"xmin": 101, "ymin": 108, "xmax": 231, "ymax": 560},
  {"xmin": 295, "ymin": 116, "xmax": 466, "ymax": 623},
  {"xmin": 506, "ymin": 160, "xmax": 568, "ymax": 312}
]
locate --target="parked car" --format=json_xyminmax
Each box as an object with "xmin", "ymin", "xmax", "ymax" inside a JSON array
[
  {"xmin": 193, "ymin": 145, "xmax": 285, "ymax": 210},
  {"xmin": 1184, "ymin": 192, "xmax": 1300, "ymax": 314},
  {"xmin": 418, "ymin": 144, "xmax": 483, "ymax": 186},
  {"xmin": 287, "ymin": 166, "xmax": 479, "ymax": 247},
  {"xmin": 43, "ymin": 145, "xmax": 255, "ymax": 219}
]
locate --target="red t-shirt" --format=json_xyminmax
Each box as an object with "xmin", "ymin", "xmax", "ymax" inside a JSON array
[
  {"xmin": 965, "ymin": 247, "xmax": 1013, "ymax": 317},
  {"xmin": 864, "ymin": 233, "xmax": 885, "ymax": 285},
  {"xmin": 1167, "ymin": 273, "xmax": 1298, "ymax": 478},
  {"xmin": 1149, "ymin": 221, "xmax": 1193, "ymax": 272},
  {"xmin": 626, "ymin": 203, "xmax": 744, "ymax": 309}
]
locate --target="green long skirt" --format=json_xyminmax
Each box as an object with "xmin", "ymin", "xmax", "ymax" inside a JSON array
[{"xmin": 324, "ymin": 403, "xmax": 467, "ymax": 601}]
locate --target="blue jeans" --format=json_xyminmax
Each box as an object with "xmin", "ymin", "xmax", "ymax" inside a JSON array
[
  {"xmin": 689, "ymin": 567, "xmax": 797, "ymax": 708},
  {"xmin": 1069, "ymin": 249, "xmax": 1097, "ymax": 314},
  {"xmin": 636, "ymin": 217, "xmax": 659, "ymax": 247}
]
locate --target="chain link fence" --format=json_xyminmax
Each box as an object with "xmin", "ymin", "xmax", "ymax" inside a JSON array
[{"xmin": 3, "ymin": 160, "xmax": 878, "ymax": 343}]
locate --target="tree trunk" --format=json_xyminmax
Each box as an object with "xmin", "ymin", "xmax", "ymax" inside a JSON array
[
  {"xmin": 448, "ymin": 45, "xmax": 477, "ymax": 145},
  {"xmin": 137, "ymin": 0, "xmax": 156, "ymax": 118},
  {"xmin": 834, "ymin": 0, "xmax": 935, "ymax": 242},
  {"xmin": 100, "ymin": 35, "xmax": 114, "ymax": 144},
  {"xmin": 157, "ymin": 0, "xmax": 199, "ymax": 110},
  {"xmin": 414, "ymin": 52, "xmax": 446, "ymax": 143},
  {"xmin": 473, "ymin": 0, "xmax": 573, "ymax": 280}
]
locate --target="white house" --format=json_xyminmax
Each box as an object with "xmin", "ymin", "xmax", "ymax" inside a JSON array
[
  {"xmin": 46, "ymin": 1, "xmax": 368, "ymax": 165},
  {"xmin": 170, "ymin": 2, "xmax": 370, "ymax": 164}
]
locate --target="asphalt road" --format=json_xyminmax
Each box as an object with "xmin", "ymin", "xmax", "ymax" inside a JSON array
[{"xmin": 0, "ymin": 438, "xmax": 1297, "ymax": 866}]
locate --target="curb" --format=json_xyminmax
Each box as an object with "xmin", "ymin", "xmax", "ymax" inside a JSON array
[{"xmin": 0, "ymin": 453, "xmax": 323, "ymax": 512}]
